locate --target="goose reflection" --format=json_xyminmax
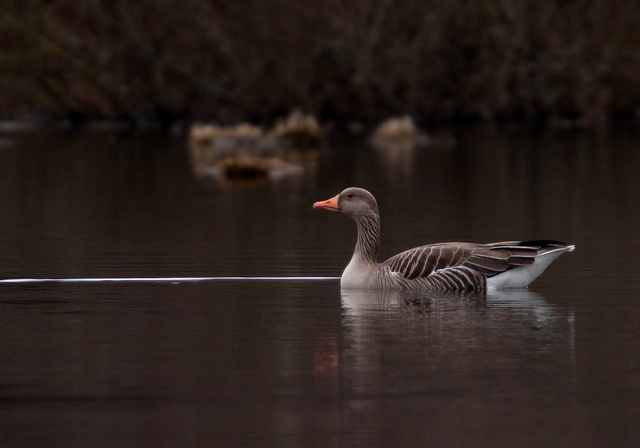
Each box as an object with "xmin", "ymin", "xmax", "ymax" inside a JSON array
[
  {"xmin": 341, "ymin": 288, "xmax": 487, "ymax": 317},
  {"xmin": 340, "ymin": 288, "xmax": 572, "ymax": 343},
  {"xmin": 342, "ymin": 287, "xmax": 561, "ymax": 319},
  {"xmin": 340, "ymin": 289, "xmax": 576, "ymax": 381},
  {"xmin": 338, "ymin": 288, "xmax": 576, "ymax": 441}
]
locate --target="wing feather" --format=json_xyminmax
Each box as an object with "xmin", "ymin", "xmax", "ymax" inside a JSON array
[
  {"xmin": 383, "ymin": 241, "xmax": 555, "ymax": 281},
  {"xmin": 425, "ymin": 266, "xmax": 487, "ymax": 291},
  {"xmin": 383, "ymin": 243, "xmax": 476, "ymax": 280},
  {"xmin": 379, "ymin": 240, "xmax": 572, "ymax": 291}
]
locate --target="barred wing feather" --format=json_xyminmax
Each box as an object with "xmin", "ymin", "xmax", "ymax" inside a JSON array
[{"xmin": 383, "ymin": 241, "xmax": 564, "ymax": 284}]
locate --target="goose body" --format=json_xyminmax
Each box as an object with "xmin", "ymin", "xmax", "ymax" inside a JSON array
[{"xmin": 314, "ymin": 187, "xmax": 575, "ymax": 291}]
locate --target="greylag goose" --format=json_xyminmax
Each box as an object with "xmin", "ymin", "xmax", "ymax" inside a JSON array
[{"xmin": 313, "ymin": 187, "xmax": 575, "ymax": 291}]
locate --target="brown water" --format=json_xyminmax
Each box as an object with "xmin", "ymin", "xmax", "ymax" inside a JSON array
[{"xmin": 0, "ymin": 130, "xmax": 639, "ymax": 447}]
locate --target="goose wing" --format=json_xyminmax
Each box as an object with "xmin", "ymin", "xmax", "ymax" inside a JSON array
[
  {"xmin": 382, "ymin": 243, "xmax": 489, "ymax": 290},
  {"xmin": 383, "ymin": 244, "xmax": 470, "ymax": 280},
  {"xmin": 382, "ymin": 241, "xmax": 557, "ymax": 282}
]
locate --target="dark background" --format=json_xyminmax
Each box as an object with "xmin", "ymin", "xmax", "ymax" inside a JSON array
[{"xmin": 1, "ymin": 1, "xmax": 638, "ymax": 128}]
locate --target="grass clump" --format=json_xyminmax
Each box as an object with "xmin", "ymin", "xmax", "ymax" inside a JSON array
[{"xmin": 268, "ymin": 110, "xmax": 325, "ymax": 146}]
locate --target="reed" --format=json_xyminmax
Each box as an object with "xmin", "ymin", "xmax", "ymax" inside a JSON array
[{"xmin": 1, "ymin": 0, "xmax": 639, "ymax": 127}]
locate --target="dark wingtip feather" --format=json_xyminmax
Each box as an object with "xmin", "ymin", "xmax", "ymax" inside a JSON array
[{"xmin": 518, "ymin": 240, "xmax": 568, "ymax": 249}]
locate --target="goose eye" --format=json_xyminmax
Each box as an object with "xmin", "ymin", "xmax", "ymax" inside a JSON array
[{"xmin": 346, "ymin": 193, "xmax": 354, "ymax": 199}]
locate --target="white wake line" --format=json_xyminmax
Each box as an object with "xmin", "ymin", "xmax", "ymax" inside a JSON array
[{"xmin": 0, "ymin": 276, "xmax": 341, "ymax": 284}]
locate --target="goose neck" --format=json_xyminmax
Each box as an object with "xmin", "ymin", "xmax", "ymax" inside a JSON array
[{"xmin": 354, "ymin": 215, "xmax": 380, "ymax": 265}]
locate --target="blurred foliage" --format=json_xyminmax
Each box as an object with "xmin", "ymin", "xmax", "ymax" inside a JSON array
[{"xmin": 1, "ymin": 0, "xmax": 639, "ymax": 126}]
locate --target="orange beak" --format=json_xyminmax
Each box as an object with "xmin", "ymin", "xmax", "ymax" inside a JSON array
[{"xmin": 313, "ymin": 194, "xmax": 340, "ymax": 212}]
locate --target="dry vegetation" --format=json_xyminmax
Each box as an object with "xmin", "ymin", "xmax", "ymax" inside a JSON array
[
  {"xmin": 1, "ymin": 0, "xmax": 640, "ymax": 127},
  {"xmin": 187, "ymin": 111, "xmax": 320, "ymax": 183}
]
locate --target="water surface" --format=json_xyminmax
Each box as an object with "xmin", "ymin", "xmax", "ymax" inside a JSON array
[{"xmin": 0, "ymin": 130, "xmax": 639, "ymax": 447}]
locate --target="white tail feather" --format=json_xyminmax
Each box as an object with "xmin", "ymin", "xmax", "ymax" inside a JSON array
[{"xmin": 487, "ymin": 245, "xmax": 575, "ymax": 289}]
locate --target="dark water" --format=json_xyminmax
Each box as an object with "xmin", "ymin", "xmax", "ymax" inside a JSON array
[{"xmin": 0, "ymin": 130, "xmax": 639, "ymax": 447}]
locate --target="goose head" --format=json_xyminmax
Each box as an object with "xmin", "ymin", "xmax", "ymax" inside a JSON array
[{"xmin": 313, "ymin": 187, "xmax": 379, "ymax": 220}]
